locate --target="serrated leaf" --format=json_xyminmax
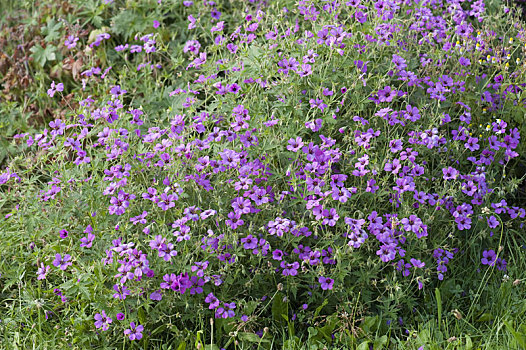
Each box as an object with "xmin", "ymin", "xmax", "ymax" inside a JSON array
[
  {"xmin": 41, "ymin": 19, "xmax": 63, "ymax": 42},
  {"xmin": 314, "ymin": 299, "xmax": 328, "ymax": 318},
  {"xmin": 29, "ymin": 44, "xmax": 56, "ymax": 67}
]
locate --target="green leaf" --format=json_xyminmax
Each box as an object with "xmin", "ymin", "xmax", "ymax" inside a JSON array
[
  {"xmin": 504, "ymin": 321, "xmax": 526, "ymax": 348},
  {"xmin": 244, "ymin": 301, "xmax": 258, "ymax": 315},
  {"xmin": 314, "ymin": 299, "xmax": 328, "ymax": 318},
  {"xmin": 138, "ymin": 307, "xmax": 146, "ymax": 324},
  {"xmin": 357, "ymin": 341, "xmax": 370, "ymax": 350},
  {"xmin": 308, "ymin": 327, "xmax": 318, "ymax": 339},
  {"xmin": 373, "ymin": 335, "xmax": 388, "ymax": 349},
  {"xmin": 204, "ymin": 345, "xmax": 220, "ymax": 350},
  {"xmin": 41, "ymin": 19, "xmax": 63, "ymax": 42},
  {"xmin": 29, "ymin": 44, "xmax": 56, "ymax": 67},
  {"xmin": 361, "ymin": 316, "xmax": 378, "ymax": 333},
  {"xmin": 111, "ymin": 10, "xmax": 148, "ymax": 40},
  {"xmin": 238, "ymin": 332, "xmax": 270, "ymax": 343},
  {"xmin": 435, "ymin": 288, "xmax": 442, "ymax": 330},
  {"xmin": 271, "ymin": 292, "xmax": 288, "ymax": 324},
  {"xmin": 465, "ymin": 334, "xmax": 473, "ymax": 350},
  {"xmin": 316, "ymin": 320, "xmax": 339, "ymax": 342},
  {"xmin": 476, "ymin": 313, "xmax": 494, "ymax": 322}
]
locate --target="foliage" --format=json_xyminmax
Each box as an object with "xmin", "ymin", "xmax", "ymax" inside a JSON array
[{"xmin": 1, "ymin": 0, "xmax": 526, "ymax": 348}]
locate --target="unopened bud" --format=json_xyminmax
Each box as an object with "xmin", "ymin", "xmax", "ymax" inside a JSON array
[
  {"xmin": 277, "ymin": 283, "xmax": 283, "ymax": 291},
  {"xmin": 513, "ymin": 279, "xmax": 521, "ymax": 286},
  {"xmin": 263, "ymin": 327, "xmax": 269, "ymax": 333},
  {"xmin": 452, "ymin": 309, "xmax": 462, "ymax": 320}
]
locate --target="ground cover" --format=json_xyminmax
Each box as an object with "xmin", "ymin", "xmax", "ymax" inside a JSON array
[{"xmin": 1, "ymin": 0, "xmax": 526, "ymax": 349}]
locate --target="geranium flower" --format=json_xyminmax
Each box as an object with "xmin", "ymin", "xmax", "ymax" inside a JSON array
[{"xmin": 124, "ymin": 322, "xmax": 144, "ymax": 340}]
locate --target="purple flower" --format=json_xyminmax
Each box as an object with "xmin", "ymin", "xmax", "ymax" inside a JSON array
[
  {"xmin": 37, "ymin": 263, "xmax": 50, "ymax": 280},
  {"xmin": 442, "ymin": 166, "xmax": 459, "ymax": 180},
  {"xmin": 277, "ymin": 57, "xmax": 299, "ymax": 75},
  {"xmin": 115, "ymin": 44, "xmax": 128, "ymax": 52},
  {"xmin": 150, "ymin": 290, "xmax": 163, "ymax": 301},
  {"xmin": 183, "ymin": 40, "xmax": 201, "ymax": 54},
  {"xmin": 94, "ymin": 310, "xmax": 112, "ymax": 331},
  {"xmin": 215, "ymin": 302, "xmax": 236, "ymax": 319},
  {"xmin": 377, "ymin": 86, "xmax": 396, "ymax": 103},
  {"xmin": 130, "ymin": 45, "xmax": 142, "ymax": 53},
  {"xmin": 481, "ymin": 250, "xmax": 497, "ymax": 266},
  {"xmin": 187, "ymin": 52, "xmax": 207, "ymax": 70},
  {"xmin": 297, "ymin": 63, "xmax": 313, "ymax": 77},
  {"xmin": 158, "ymin": 193, "xmax": 177, "ymax": 210},
  {"xmin": 211, "ymin": 21, "xmax": 224, "ymax": 33},
  {"xmin": 280, "ymin": 261, "xmax": 299, "ymax": 276},
  {"xmin": 124, "ymin": 322, "xmax": 144, "ymax": 341},
  {"xmin": 150, "ymin": 235, "xmax": 166, "ymax": 250},
  {"xmin": 392, "ymin": 54, "xmax": 407, "ymax": 70},
  {"xmin": 309, "ymin": 99, "xmax": 327, "ymax": 112},
  {"xmin": 228, "ymin": 83, "xmax": 241, "ymax": 93},
  {"xmin": 116, "ymin": 313, "xmax": 125, "ymax": 321},
  {"xmin": 410, "ymin": 258, "xmax": 425, "ymax": 268},
  {"xmin": 64, "ymin": 35, "xmax": 79, "ymax": 49},
  {"xmin": 53, "ymin": 254, "xmax": 72, "ymax": 270},
  {"xmin": 59, "ymin": 229, "xmax": 68, "ymax": 239},
  {"xmin": 113, "ymin": 284, "xmax": 131, "ymax": 300},
  {"xmin": 272, "ymin": 249, "xmax": 284, "ymax": 261},
  {"xmin": 459, "ymin": 57, "xmax": 471, "ymax": 66},
  {"xmin": 487, "ymin": 215, "xmax": 499, "ymax": 228},
  {"xmin": 47, "ymin": 81, "xmax": 64, "ymax": 98},
  {"xmin": 205, "ymin": 292, "xmax": 220, "ymax": 309},
  {"xmin": 131, "ymin": 211, "xmax": 148, "ymax": 225},
  {"xmin": 464, "ymin": 137, "xmax": 480, "ymax": 152},
  {"xmin": 389, "ymin": 139, "xmax": 403, "ymax": 153},
  {"xmin": 319, "ymin": 276, "xmax": 334, "ymax": 290},
  {"xmin": 322, "ymin": 208, "xmax": 339, "ymax": 226},
  {"xmin": 377, "ymin": 244, "xmax": 396, "ymax": 262},
  {"xmin": 287, "ymin": 137, "xmax": 304, "ymax": 152},
  {"xmin": 211, "ymin": 8, "xmax": 221, "ymax": 19},
  {"xmin": 241, "ymin": 235, "xmax": 258, "ymax": 249},
  {"xmin": 496, "ymin": 258, "xmax": 507, "ymax": 271},
  {"xmin": 232, "ymin": 197, "xmax": 251, "ymax": 214},
  {"xmin": 80, "ymin": 233, "xmax": 95, "ymax": 248}
]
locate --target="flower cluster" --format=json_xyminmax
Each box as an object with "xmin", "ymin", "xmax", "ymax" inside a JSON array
[{"xmin": 1, "ymin": 0, "xmax": 524, "ymax": 345}]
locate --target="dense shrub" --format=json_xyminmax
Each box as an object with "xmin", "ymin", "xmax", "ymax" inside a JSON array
[{"xmin": 1, "ymin": 0, "xmax": 526, "ymax": 348}]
